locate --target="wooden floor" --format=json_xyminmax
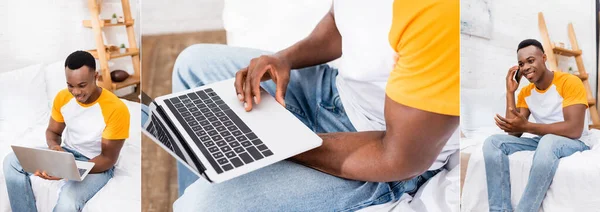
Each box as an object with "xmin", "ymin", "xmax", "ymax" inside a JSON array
[{"xmin": 141, "ymin": 30, "xmax": 226, "ymax": 212}]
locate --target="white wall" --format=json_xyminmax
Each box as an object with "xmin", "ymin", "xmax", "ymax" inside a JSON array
[
  {"xmin": 461, "ymin": 0, "xmax": 597, "ymax": 93},
  {"xmin": 0, "ymin": 0, "xmax": 141, "ymax": 73},
  {"xmin": 141, "ymin": 0, "xmax": 224, "ymax": 35},
  {"xmin": 460, "ymin": 0, "xmax": 597, "ymax": 132}
]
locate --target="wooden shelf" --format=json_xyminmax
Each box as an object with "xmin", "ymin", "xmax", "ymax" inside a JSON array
[
  {"xmin": 588, "ymin": 99, "xmax": 596, "ymax": 106},
  {"xmin": 83, "ymin": 19, "xmax": 134, "ymax": 28},
  {"xmin": 98, "ymin": 74, "xmax": 140, "ymax": 90},
  {"xmin": 552, "ymin": 46, "xmax": 581, "ymax": 57},
  {"xmin": 87, "ymin": 47, "xmax": 139, "ymax": 60}
]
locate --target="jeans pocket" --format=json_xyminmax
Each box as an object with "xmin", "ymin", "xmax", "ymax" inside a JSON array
[{"xmin": 319, "ymin": 95, "xmax": 345, "ymax": 116}]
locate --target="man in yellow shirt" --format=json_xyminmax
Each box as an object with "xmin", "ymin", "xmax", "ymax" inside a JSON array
[
  {"xmin": 169, "ymin": 0, "xmax": 458, "ymax": 210},
  {"xmin": 483, "ymin": 39, "xmax": 590, "ymax": 212},
  {"xmin": 3, "ymin": 51, "xmax": 130, "ymax": 212}
]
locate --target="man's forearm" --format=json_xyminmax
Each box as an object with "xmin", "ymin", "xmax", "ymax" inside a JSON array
[
  {"xmin": 276, "ymin": 7, "xmax": 342, "ymax": 69},
  {"xmin": 525, "ymin": 122, "xmax": 583, "ymax": 139},
  {"xmin": 88, "ymin": 154, "xmax": 117, "ymax": 173},
  {"xmin": 292, "ymin": 131, "xmax": 426, "ymax": 182},
  {"xmin": 505, "ymin": 93, "xmax": 523, "ymax": 137},
  {"xmin": 505, "ymin": 92, "xmax": 518, "ymax": 119},
  {"xmin": 45, "ymin": 130, "xmax": 62, "ymax": 148}
]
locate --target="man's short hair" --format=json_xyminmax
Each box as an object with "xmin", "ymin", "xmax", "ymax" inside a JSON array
[
  {"xmin": 517, "ymin": 39, "xmax": 545, "ymax": 53},
  {"xmin": 65, "ymin": 51, "xmax": 96, "ymax": 71}
]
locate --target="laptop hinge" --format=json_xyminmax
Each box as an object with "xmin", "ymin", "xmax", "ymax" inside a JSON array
[{"xmin": 153, "ymin": 101, "xmax": 213, "ymax": 183}]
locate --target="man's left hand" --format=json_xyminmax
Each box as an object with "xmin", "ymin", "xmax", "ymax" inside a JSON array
[{"xmin": 495, "ymin": 107, "xmax": 529, "ymax": 133}]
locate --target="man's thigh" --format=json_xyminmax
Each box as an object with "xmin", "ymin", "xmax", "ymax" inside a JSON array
[
  {"xmin": 484, "ymin": 134, "xmax": 539, "ymax": 156},
  {"xmin": 174, "ymin": 160, "xmax": 390, "ymax": 211}
]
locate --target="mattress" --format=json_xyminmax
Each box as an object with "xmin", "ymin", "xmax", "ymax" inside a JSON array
[{"xmin": 461, "ymin": 129, "xmax": 600, "ymax": 212}]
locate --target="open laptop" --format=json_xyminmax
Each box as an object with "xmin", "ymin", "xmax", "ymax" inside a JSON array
[
  {"xmin": 142, "ymin": 78, "xmax": 322, "ymax": 183},
  {"xmin": 11, "ymin": 145, "xmax": 95, "ymax": 181}
]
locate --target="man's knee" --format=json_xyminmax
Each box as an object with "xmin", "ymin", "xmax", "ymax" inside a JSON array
[
  {"xmin": 483, "ymin": 134, "xmax": 509, "ymax": 154},
  {"xmin": 172, "ymin": 44, "xmax": 230, "ymax": 91},
  {"xmin": 54, "ymin": 190, "xmax": 85, "ymax": 212},
  {"xmin": 173, "ymin": 44, "xmax": 223, "ymax": 75},
  {"xmin": 537, "ymin": 134, "xmax": 580, "ymax": 157},
  {"xmin": 3, "ymin": 152, "xmax": 20, "ymax": 174}
]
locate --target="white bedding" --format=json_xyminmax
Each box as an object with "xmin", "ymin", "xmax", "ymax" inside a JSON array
[{"xmin": 461, "ymin": 129, "xmax": 600, "ymax": 212}]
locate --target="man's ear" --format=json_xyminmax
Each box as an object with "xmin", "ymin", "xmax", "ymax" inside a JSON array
[
  {"xmin": 94, "ymin": 71, "xmax": 99, "ymax": 83},
  {"xmin": 542, "ymin": 53, "xmax": 547, "ymax": 62}
]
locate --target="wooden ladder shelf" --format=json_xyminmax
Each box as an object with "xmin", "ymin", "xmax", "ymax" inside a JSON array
[
  {"xmin": 84, "ymin": 0, "xmax": 141, "ymax": 92},
  {"xmin": 538, "ymin": 12, "xmax": 600, "ymax": 129}
]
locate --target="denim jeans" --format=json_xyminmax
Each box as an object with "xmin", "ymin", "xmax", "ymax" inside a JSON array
[
  {"xmin": 154, "ymin": 44, "xmax": 440, "ymax": 211},
  {"xmin": 482, "ymin": 134, "xmax": 589, "ymax": 212},
  {"xmin": 3, "ymin": 146, "xmax": 114, "ymax": 212}
]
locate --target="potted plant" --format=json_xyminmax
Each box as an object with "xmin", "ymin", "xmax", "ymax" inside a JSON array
[
  {"xmin": 111, "ymin": 13, "xmax": 118, "ymax": 24},
  {"xmin": 120, "ymin": 44, "xmax": 127, "ymax": 54}
]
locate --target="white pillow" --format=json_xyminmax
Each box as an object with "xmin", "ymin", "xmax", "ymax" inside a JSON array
[
  {"xmin": 0, "ymin": 64, "xmax": 50, "ymax": 131},
  {"xmin": 45, "ymin": 61, "xmax": 67, "ymax": 106}
]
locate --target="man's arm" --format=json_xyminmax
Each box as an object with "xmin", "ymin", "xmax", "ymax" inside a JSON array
[
  {"xmin": 235, "ymin": 4, "xmax": 342, "ymax": 110},
  {"xmin": 88, "ymin": 138, "xmax": 125, "ymax": 173},
  {"xmin": 523, "ymin": 105, "xmax": 585, "ymax": 138},
  {"xmin": 46, "ymin": 118, "xmax": 66, "ymax": 151},
  {"xmin": 505, "ymin": 91, "xmax": 531, "ymax": 137},
  {"xmin": 276, "ymin": 5, "xmax": 341, "ymax": 69},
  {"xmin": 292, "ymin": 96, "xmax": 459, "ymax": 182},
  {"xmin": 496, "ymin": 104, "xmax": 585, "ymax": 139}
]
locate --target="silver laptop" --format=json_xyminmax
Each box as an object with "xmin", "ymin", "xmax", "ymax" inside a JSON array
[
  {"xmin": 142, "ymin": 78, "xmax": 322, "ymax": 183},
  {"xmin": 11, "ymin": 145, "xmax": 95, "ymax": 181}
]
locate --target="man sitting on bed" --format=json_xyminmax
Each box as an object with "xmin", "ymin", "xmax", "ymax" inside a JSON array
[
  {"xmin": 3, "ymin": 51, "xmax": 130, "ymax": 212},
  {"xmin": 483, "ymin": 39, "xmax": 590, "ymax": 212},
  {"xmin": 166, "ymin": 0, "xmax": 459, "ymax": 211}
]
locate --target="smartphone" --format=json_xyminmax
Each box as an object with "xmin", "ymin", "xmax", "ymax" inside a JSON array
[{"xmin": 514, "ymin": 68, "xmax": 521, "ymax": 83}]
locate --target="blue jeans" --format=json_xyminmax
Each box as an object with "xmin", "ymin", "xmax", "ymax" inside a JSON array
[
  {"xmin": 3, "ymin": 146, "xmax": 114, "ymax": 212},
  {"xmin": 159, "ymin": 44, "xmax": 439, "ymax": 211},
  {"xmin": 482, "ymin": 134, "xmax": 589, "ymax": 212}
]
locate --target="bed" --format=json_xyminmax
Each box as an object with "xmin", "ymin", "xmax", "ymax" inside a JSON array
[
  {"xmin": 0, "ymin": 62, "xmax": 141, "ymax": 212},
  {"xmin": 460, "ymin": 87, "xmax": 600, "ymax": 212}
]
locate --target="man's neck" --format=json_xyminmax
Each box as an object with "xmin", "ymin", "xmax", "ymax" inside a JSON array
[
  {"xmin": 83, "ymin": 87, "xmax": 102, "ymax": 104},
  {"xmin": 534, "ymin": 68, "xmax": 554, "ymax": 90}
]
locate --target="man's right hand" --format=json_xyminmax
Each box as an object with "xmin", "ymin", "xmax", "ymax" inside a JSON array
[
  {"xmin": 34, "ymin": 170, "xmax": 62, "ymax": 181},
  {"xmin": 506, "ymin": 65, "xmax": 520, "ymax": 94},
  {"xmin": 235, "ymin": 54, "xmax": 291, "ymax": 112}
]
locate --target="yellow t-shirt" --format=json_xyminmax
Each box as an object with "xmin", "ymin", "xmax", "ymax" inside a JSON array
[
  {"xmin": 517, "ymin": 71, "xmax": 588, "ymax": 122},
  {"xmin": 52, "ymin": 88, "xmax": 130, "ymax": 158},
  {"xmin": 387, "ymin": 0, "xmax": 459, "ymax": 116}
]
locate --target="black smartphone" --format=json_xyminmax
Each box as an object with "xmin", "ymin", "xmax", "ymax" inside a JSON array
[{"xmin": 514, "ymin": 68, "xmax": 521, "ymax": 82}]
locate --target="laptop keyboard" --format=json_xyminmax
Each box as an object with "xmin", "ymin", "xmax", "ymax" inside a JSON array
[
  {"xmin": 78, "ymin": 168, "xmax": 87, "ymax": 176},
  {"xmin": 164, "ymin": 88, "xmax": 273, "ymax": 174}
]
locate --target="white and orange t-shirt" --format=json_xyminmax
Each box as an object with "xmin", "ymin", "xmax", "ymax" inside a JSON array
[
  {"xmin": 51, "ymin": 88, "xmax": 130, "ymax": 159},
  {"xmin": 517, "ymin": 71, "xmax": 589, "ymax": 142}
]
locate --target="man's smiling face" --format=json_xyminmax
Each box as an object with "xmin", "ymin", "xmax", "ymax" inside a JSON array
[{"xmin": 517, "ymin": 45, "xmax": 547, "ymax": 84}]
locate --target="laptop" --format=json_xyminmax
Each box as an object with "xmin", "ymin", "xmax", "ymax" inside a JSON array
[
  {"xmin": 142, "ymin": 78, "xmax": 322, "ymax": 183},
  {"xmin": 11, "ymin": 145, "xmax": 95, "ymax": 181}
]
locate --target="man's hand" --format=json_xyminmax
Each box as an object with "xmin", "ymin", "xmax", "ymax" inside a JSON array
[
  {"xmin": 34, "ymin": 170, "xmax": 63, "ymax": 181},
  {"xmin": 495, "ymin": 107, "xmax": 529, "ymax": 133},
  {"xmin": 235, "ymin": 54, "xmax": 291, "ymax": 112},
  {"xmin": 506, "ymin": 66, "xmax": 520, "ymax": 94},
  {"xmin": 48, "ymin": 145, "xmax": 64, "ymax": 152}
]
